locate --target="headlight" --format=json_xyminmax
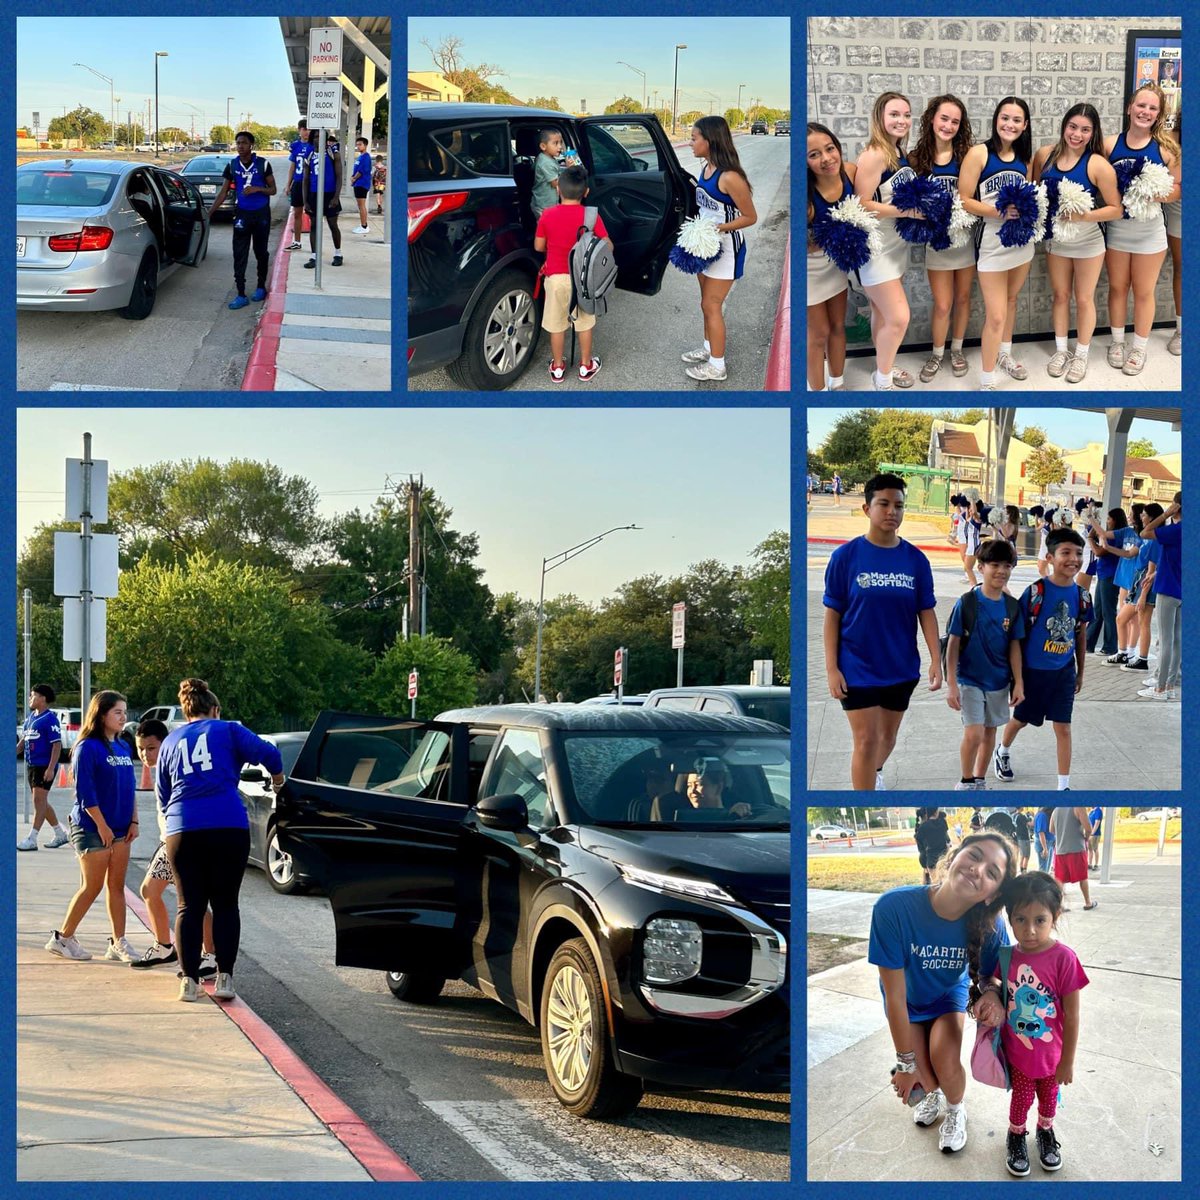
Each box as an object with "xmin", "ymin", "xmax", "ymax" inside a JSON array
[
  {"xmin": 642, "ymin": 918, "xmax": 703, "ymax": 984},
  {"xmin": 617, "ymin": 863, "xmax": 737, "ymax": 904}
]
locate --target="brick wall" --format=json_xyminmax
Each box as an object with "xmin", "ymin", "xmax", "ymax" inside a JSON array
[{"xmin": 806, "ymin": 16, "xmax": 1181, "ymax": 347}]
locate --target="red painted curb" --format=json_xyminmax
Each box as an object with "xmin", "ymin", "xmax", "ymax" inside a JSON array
[
  {"xmin": 123, "ymin": 884, "xmax": 420, "ymax": 1181},
  {"xmin": 808, "ymin": 536, "xmax": 962, "ymax": 554},
  {"xmin": 764, "ymin": 230, "xmax": 791, "ymax": 391},
  {"xmin": 241, "ymin": 209, "xmax": 295, "ymax": 391}
]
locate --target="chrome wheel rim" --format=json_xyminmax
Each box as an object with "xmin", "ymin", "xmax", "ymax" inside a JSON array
[
  {"xmin": 267, "ymin": 834, "xmax": 293, "ymax": 886},
  {"xmin": 483, "ymin": 290, "xmax": 535, "ymax": 375},
  {"xmin": 546, "ymin": 963, "xmax": 593, "ymax": 1092}
]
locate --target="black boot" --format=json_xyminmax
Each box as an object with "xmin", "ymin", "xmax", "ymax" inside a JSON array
[
  {"xmin": 1006, "ymin": 1130, "xmax": 1030, "ymax": 1177},
  {"xmin": 1036, "ymin": 1125, "xmax": 1062, "ymax": 1171}
]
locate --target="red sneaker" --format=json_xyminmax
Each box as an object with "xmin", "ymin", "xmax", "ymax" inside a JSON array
[
  {"xmin": 578, "ymin": 356, "xmax": 602, "ymax": 382},
  {"xmin": 548, "ymin": 359, "xmax": 566, "ymax": 383}
]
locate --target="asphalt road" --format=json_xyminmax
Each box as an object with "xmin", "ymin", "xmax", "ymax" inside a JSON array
[
  {"xmin": 16, "ymin": 772, "xmax": 789, "ymax": 1182},
  {"xmin": 17, "ymin": 154, "xmax": 294, "ymax": 392},
  {"xmin": 407, "ymin": 134, "xmax": 792, "ymax": 393}
]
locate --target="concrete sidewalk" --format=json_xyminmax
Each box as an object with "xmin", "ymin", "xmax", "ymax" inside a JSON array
[
  {"xmin": 15, "ymin": 806, "xmax": 408, "ymax": 1181},
  {"xmin": 806, "ymin": 843, "xmax": 1182, "ymax": 1181},
  {"xmin": 243, "ymin": 188, "xmax": 391, "ymax": 392}
]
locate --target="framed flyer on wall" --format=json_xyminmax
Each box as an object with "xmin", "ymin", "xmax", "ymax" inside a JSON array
[{"xmin": 1125, "ymin": 28, "xmax": 1181, "ymax": 129}]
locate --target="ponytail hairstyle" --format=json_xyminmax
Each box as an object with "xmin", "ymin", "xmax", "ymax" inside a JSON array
[
  {"xmin": 930, "ymin": 830, "xmax": 1019, "ymax": 1017},
  {"xmin": 1128, "ymin": 82, "xmax": 1180, "ymax": 163},
  {"xmin": 1006, "ymin": 504, "xmax": 1020, "ymax": 527},
  {"xmin": 78, "ymin": 689, "xmax": 127, "ymax": 746},
  {"xmin": 1131, "ymin": 502, "xmax": 1146, "ymax": 533},
  {"xmin": 986, "ymin": 96, "xmax": 1033, "ymax": 165},
  {"xmin": 807, "ymin": 122, "xmax": 848, "ymax": 222},
  {"xmin": 694, "ymin": 115, "xmax": 753, "ymax": 194},
  {"xmin": 867, "ymin": 91, "xmax": 912, "ymax": 174},
  {"xmin": 910, "ymin": 94, "xmax": 973, "ymax": 176},
  {"xmin": 178, "ymin": 677, "xmax": 221, "ymax": 719},
  {"xmin": 1045, "ymin": 103, "xmax": 1105, "ymax": 170},
  {"xmin": 1004, "ymin": 869, "xmax": 1065, "ymax": 927}
]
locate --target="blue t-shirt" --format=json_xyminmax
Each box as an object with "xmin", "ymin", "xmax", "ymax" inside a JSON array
[
  {"xmin": 22, "ymin": 708, "xmax": 62, "ymax": 766},
  {"xmin": 308, "ymin": 140, "xmax": 339, "ymax": 193},
  {"xmin": 1108, "ymin": 527, "xmax": 1140, "ymax": 589},
  {"xmin": 1034, "ymin": 809, "xmax": 1055, "ymax": 852},
  {"xmin": 1135, "ymin": 537, "xmax": 1162, "ymax": 589},
  {"xmin": 948, "ymin": 588, "xmax": 1027, "ymax": 692},
  {"xmin": 351, "ymin": 150, "xmax": 372, "ymax": 188},
  {"xmin": 1154, "ymin": 523, "xmax": 1181, "ymax": 599},
  {"xmin": 157, "ymin": 719, "xmax": 283, "ymax": 835},
  {"xmin": 869, "ymin": 885, "xmax": 1010, "ymax": 1021},
  {"xmin": 1020, "ymin": 580, "xmax": 1083, "ymax": 671},
  {"xmin": 71, "ymin": 736, "xmax": 136, "ymax": 834},
  {"xmin": 1088, "ymin": 806, "xmax": 1103, "ymax": 835},
  {"xmin": 824, "ymin": 536, "xmax": 937, "ymax": 687},
  {"xmin": 289, "ymin": 138, "xmax": 315, "ymax": 179},
  {"xmin": 222, "ymin": 154, "xmax": 272, "ymax": 212}
]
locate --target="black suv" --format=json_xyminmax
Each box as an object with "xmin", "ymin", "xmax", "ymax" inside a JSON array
[
  {"xmin": 277, "ymin": 705, "xmax": 790, "ymax": 1117},
  {"xmin": 408, "ymin": 103, "xmax": 697, "ymax": 389},
  {"xmin": 643, "ymin": 685, "xmax": 792, "ymax": 730},
  {"xmin": 774, "ymin": 120, "xmax": 790, "ymax": 136},
  {"xmin": 751, "ymin": 121, "xmax": 768, "ymax": 135}
]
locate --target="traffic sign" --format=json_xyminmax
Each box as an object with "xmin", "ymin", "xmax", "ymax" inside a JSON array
[
  {"xmin": 53, "ymin": 532, "xmax": 119, "ymax": 598},
  {"xmin": 63, "ymin": 598, "xmax": 107, "ymax": 662},
  {"xmin": 671, "ymin": 602, "xmax": 686, "ymax": 649},
  {"xmin": 307, "ymin": 80, "xmax": 343, "ymax": 129},
  {"xmin": 614, "ymin": 647, "xmax": 626, "ymax": 688},
  {"xmin": 309, "ymin": 26, "xmax": 343, "ymax": 79},
  {"xmin": 408, "ymin": 670, "xmax": 419, "ymax": 700},
  {"xmin": 65, "ymin": 457, "xmax": 108, "ymax": 522}
]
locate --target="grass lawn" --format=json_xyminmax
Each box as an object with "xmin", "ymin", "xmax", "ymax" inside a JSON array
[
  {"xmin": 807, "ymin": 854, "xmax": 922, "ymax": 893},
  {"xmin": 808, "ymin": 932, "xmax": 870, "ymax": 976}
]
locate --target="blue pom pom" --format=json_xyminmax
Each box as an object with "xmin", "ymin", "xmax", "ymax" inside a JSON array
[
  {"xmin": 1114, "ymin": 157, "xmax": 1142, "ymax": 195},
  {"xmin": 669, "ymin": 244, "xmax": 718, "ymax": 275},
  {"xmin": 891, "ymin": 176, "xmax": 953, "ymax": 246},
  {"xmin": 1042, "ymin": 177, "xmax": 1061, "ymax": 228},
  {"xmin": 811, "ymin": 213, "xmax": 872, "ymax": 273},
  {"xmin": 994, "ymin": 180, "xmax": 1040, "ymax": 248}
]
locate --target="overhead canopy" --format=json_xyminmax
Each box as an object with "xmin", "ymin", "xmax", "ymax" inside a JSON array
[{"xmin": 277, "ymin": 17, "xmax": 392, "ymax": 116}]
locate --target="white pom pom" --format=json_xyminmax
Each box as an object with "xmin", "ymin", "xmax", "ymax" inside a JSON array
[
  {"xmin": 1051, "ymin": 179, "xmax": 1095, "ymax": 244},
  {"xmin": 946, "ymin": 190, "xmax": 978, "ymax": 249},
  {"xmin": 829, "ymin": 194, "xmax": 884, "ymax": 260},
  {"xmin": 1033, "ymin": 182, "xmax": 1051, "ymax": 244},
  {"xmin": 1124, "ymin": 160, "xmax": 1174, "ymax": 221},
  {"xmin": 677, "ymin": 215, "xmax": 722, "ymax": 257}
]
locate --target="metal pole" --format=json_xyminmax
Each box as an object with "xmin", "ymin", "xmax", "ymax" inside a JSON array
[
  {"xmin": 534, "ymin": 560, "xmax": 548, "ymax": 702},
  {"xmin": 23, "ymin": 589, "xmax": 32, "ymax": 825},
  {"xmin": 80, "ymin": 433, "xmax": 93, "ymax": 715},
  {"xmin": 227, "ymin": 97, "xmax": 233, "ymax": 139},
  {"xmin": 154, "ymin": 55, "xmax": 159, "ymax": 156},
  {"xmin": 315, "ymin": 125, "xmax": 326, "ymax": 288},
  {"xmin": 385, "ymin": 66, "xmax": 392, "ymax": 247},
  {"xmin": 672, "ymin": 47, "xmax": 680, "ymax": 136},
  {"xmin": 1157, "ymin": 809, "xmax": 1168, "ymax": 857},
  {"xmin": 676, "ymin": 646, "xmax": 683, "ymax": 686}
]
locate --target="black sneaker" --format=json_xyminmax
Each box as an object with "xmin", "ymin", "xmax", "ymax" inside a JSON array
[
  {"xmin": 331, "ymin": 254, "xmax": 343, "ymax": 266},
  {"xmin": 1036, "ymin": 1126, "xmax": 1062, "ymax": 1171},
  {"xmin": 1006, "ymin": 1130, "xmax": 1031, "ymax": 1177},
  {"xmin": 130, "ymin": 941, "xmax": 177, "ymax": 969},
  {"xmin": 993, "ymin": 748, "xmax": 1014, "ymax": 782},
  {"xmin": 1103, "ymin": 652, "xmax": 1128, "ymax": 666},
  {"xmin": 1121, "ymin": 657, "xmax": 1149, "ymax": 671}
]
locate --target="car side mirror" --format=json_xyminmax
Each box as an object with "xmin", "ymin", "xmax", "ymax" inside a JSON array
[
  {"xmin": 240, "ymin": 766, "xmax": 267, "ymax": 783},
  {"xmin": 475, "ymin": 793, "xmax": 529, "ymax": 831}
]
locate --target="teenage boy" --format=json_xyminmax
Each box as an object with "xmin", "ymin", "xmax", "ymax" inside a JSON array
[
  {"xmin": 16, "ymin": 684, "xmax": 71, "ymax": 850},
  {"xmin": 993, "ymin": 527, "xmax": 1091, "ymax": 790},
  {"xmin": 945, "ymin": 538, "xmax": 1026, "ymax": 791},
  {"xmin": 208, "ymin": 131, "xmax": 276, "ymax": 308},
  {"xmin": 284, "ymin": 120, "xmax": 314, "ymax": 250},
  {"xmin": 302, "ymin": 133, "xmax": 343, "ymax": 268},
  {"xmin": 823, "ymin": 472, "xmax": 942, "ymax": 791},
  {"xmin": 533, "ymin": 164, "xmax": 609, "ymax": 382},
  {"xmin": 350, "ymin": 136, "xmax": 372, "ymax": 234}
]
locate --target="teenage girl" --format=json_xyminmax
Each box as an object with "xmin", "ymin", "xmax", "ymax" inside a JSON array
[
  {"xmin": 807, "ymin": 123, "xmax": 854, "ymax": 391},
  {"xmin": 684, "ymin": 116, "xmax": 757, "ymax": 383},
  {"xmin": 953, "ymin": 494, "xmax": 971, "ymax": 582},
  {"xmin": 1032, "ymin": 105, "xmax": 1123, "ymax": 384},
  {"xmin": 973, "ymin": 871, "xmax": 1088, "ymax": 1176},
  {"xmin": 1164, "ymin": 119, "xmax": 1182, "ymax": 357},
  {"xmin": 910, "ymin": 95, "xmax": 976, "ymax": 383},
  {"xmin": 1104, "ymin": 83, "xmax": 1181, "ymax": 375},
  {"xmin": 854, "ymin": 92, "xmax": 919, "ymax": 391},
  {"xmin": 1029, "ymin": 505, "xmax": 1048, "ymax": 578},
  {"xmin": 963, "ymin": 499, "xmax": 984, "ymax": 587},
  {"xmin": 960, "ymin": 98, "xmax": 1035, "ymax": 391}
]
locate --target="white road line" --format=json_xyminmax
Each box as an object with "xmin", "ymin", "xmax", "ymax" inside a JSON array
[
  {"xmin": 421, "ymin": 1099, "xmax": 756, "ymax": 1181},
  {"xmin": 47, "ymin": 383, "xmax": 166, "ymax": 390}
]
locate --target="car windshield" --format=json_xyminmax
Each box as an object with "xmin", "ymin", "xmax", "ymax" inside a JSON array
[
  {"xmin": 561, "ymin": 732, "xmax": 790, "ymax": 829},
  {"xmin": 18, "ymin": 170, "xmax": 119, "ymax": 207},
  {"xmin": 182, "ymin": 158, "xmax": 228, "ymax": 173}
]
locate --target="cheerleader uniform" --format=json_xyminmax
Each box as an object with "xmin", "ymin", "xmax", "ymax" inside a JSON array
[
  {"xmin": 1042, "ymin": 151, "xmax": 1105, "ymax": 259},
  {"xmin": 808, "ymin": 176, "xmax": 853, "ymax": 306},
  {"xmin": 1163, "ymin": 197, "xmax": 1181, "ymax": 239},
  {"xmin": 976, "ymin": 148, "xmax": 1033, "ymax": 273},
  {"xmin": 696, "ymin": 166, "xmax": 746, "ymax": 281},
  {"xmin": 1106, "ymin": 132, "xmax": 1168, "ymax": 254},
  {"xmin": 924, "ymin": 159, "xmax": 975, "ymax": 271},
  {"xmin": 857, "ymin": 154, "xmax": 917, "ymax": 286}
]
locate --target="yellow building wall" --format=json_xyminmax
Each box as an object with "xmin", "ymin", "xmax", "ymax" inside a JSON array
[{"xmin": 409, "ymin": 72, "xmax": 464, "ymax": 103}]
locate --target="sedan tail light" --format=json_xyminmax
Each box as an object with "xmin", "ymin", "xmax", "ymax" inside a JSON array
[
  {"xmin": 47, "ymin": 226, "xmax": 115, "ymax": 252},
  {"xmin": 408, "ymin": 192, "xmax": 468, "ymax": 243}
]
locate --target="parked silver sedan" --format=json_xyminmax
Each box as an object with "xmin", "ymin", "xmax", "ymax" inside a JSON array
[{"xmin": 17, "ymin": 158, "xmax": 210, "ymax": 319}]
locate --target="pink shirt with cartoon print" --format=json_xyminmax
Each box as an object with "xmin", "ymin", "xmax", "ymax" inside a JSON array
[{"xmin": 999, "ymin": 940, "xmax": 1089, "ymax": 1079}]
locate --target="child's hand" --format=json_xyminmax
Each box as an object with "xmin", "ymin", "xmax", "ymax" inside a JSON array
[
  {"xmin": 1010, "ymin": 683, "xmax": 1025, "ymax": 707},
  {"xmin": 826, "ymin": 669, "xmax": 848, "ymax": 701},
  {"xmin": 1074, "ymin": 672, "xmax": 1085, "ymax": 695},
  {"xmin": 946, "ymin": 683, "xmax": 961, "ymax": 712},
  {"xmin": 975, "ymin": 992, "xmax": 1005, "ymax": 1026},
  {"xmin": 1055, "ymin": 1059, "xmax": 1074, "ymax": 1086},
  {"xmin": 928, "ymin": 660, "xmax": 943, "ymax": 691}
]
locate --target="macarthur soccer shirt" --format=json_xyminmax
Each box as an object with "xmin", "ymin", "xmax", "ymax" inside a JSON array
[{"xmin": 823, "ymin": 536, "xmax": 936, "ymax": 688}]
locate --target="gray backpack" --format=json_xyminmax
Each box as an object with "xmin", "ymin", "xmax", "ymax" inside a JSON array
[{"xmin": 568, "ymin": 207, "xmax": 617, "ymax": 321}]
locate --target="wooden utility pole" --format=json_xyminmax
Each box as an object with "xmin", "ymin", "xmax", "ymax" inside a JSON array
[{"xmin": 408, "ymin": 474, "xmax": 422, "ymax": 640}]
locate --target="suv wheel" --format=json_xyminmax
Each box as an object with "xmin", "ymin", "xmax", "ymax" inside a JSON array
[
  {"xmin": 446, "ymin": 268, "xmax": 540, "ymax": 390},
  {"xmin": 385, "ymin": 971, "xmax": 446, "ymax": 1003},
  {"xmin": 121, "ymin": 249, "xmax": 159, "ymax": 320},
  {"xmin": 540, "ymin": 938, "xmax": 644, "ymax": 1118},
  {"xmin": 265, "ymin": 824, "xmax": 300, "ymax": 895}
]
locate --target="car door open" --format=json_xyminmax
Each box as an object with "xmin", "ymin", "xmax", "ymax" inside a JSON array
[
  {"xmin": 277, "ymin": 710, "xmax": 471, "ymax": 977},
  {"xmin": 154, "ymin": 169, "xmax": 208, "ymax": 266},
  {"xmin": 578, "ymin": 115, "xmax": 696, "ymax": 295}
]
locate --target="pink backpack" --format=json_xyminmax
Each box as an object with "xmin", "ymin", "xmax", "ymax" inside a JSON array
[{"xmin": 970, "ymin": 943, "xmax": 1013, "ymax": 1090}]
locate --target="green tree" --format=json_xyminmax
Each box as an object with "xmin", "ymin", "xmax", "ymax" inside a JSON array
[
  {"xmin": 605, "ymin": 95, "xmax": 642, "ymax": 114},
  {"xmin": 679, "ymin": 109, "xmax": 704, "ymax": 127},
  {"xmin": 870, "ymin": 408, "xmax": 933, "ymax": 468},
  {"xmin": 365, "ymin": 634, "xmax": 477, "ymax": 718},
  {"xmin": 1025, "ymin": 445, "xmax": 1068, "ymax": 492},
  {"xmin": 724, "ymin": 108, "xmax": 745, "ymax": 129},
  {"xmin": 14, "ymin": 602, "xmax": 76, "ymax": 709},
  {"xmin": 1127, "ymin": 437, "xmax": 1159, "ymax": 459},
  {"xmin": 19, "ymin": 520, "xmax": 122, "ymax": 605},
  {"xmin": 821, "ymin": 408, "xmax": 879, "ymax": 483},
  {"xmin": 210, "ymin": 125, "xmax": 234, "ymax": 145},
  {"xmin": 527, "ymin": 95, "xmax": 563, "ymax": 111},
  {"xmin": 742, "ymin": 531, "xmax": 790, "ymax": 681},
  {"xmin": 1017, "ymin": 425, "xmax": 1047, "ymax": 448},
  {"xmin": 102, "ymin": 553, "xmax": 368, "ymax": 730},
  {"xmin": 48, "ymin": 106, "xmax": 108, "ymax": 145}
]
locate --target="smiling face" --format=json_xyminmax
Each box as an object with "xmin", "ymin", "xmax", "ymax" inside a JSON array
[
  {"xmin": 685, "ymin": 772, "xmax": 724, "ymax": 808},
  {"xmin": 948, "ymin": 837, "xmax": 1009, "ymax": 903},
  {"xmin": 1129, "ymin": 87, "xmax": 1161, "ymax": 131},
  {"xmin": 1048, "ymin": 540, "xmax": 1082, "ymax": 579},
  {"xmin": 995, "ymin": 102, "xmax": 1027, "ymax": 147},
  {"xmin": 807, "ymin": 131, "xmax": 842, "ymax": 176},
  {"xmin": 979, "ymin": 558, "xmax": 1014, "ymax": 589},
  {"xmin": 933, "ymin": 101, "xmax": 963, "ymax": 146},
  {"xmin": 1011, "ymin": 900, "xmax": 1055, "ymax": 952},
  {"xmin": 882, "ymin": 98, "xmax": 911, "ymax": 142},
  {"xmin": 103, "ymin": 701, "xmax": 128, "ymax": 739},
  {"xmin": 1062, "ymin": 113, "xmax": 1094, "ymax": 152}
]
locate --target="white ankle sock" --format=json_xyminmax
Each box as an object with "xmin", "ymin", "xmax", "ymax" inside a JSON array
[
  {"xmin": 1000, "ymin": 341, "xmax": 1012, "ymax": 359},
  {"xmin": 1132, "ymin": 333, "xmax": 1148, "ymax": 352},
  {"xmin": 875, "ymin": 369, "xmax": 892, "ymax": 388},
  {"xmin": 1055, "ymin": 336, "xmax": 1069, "ymax": 353},
  {"xmin": 980, "ymin": 370, "xmax": 995, "ymax": 386},
  {"xmin": 1074, "ymin": 342, "xmax": 1089, "ymax": 359},
  {"xmin": 709, "ymin": 354, "xmax": 725, "ymax": 370},
  {"xmin": 829, "ymin": 374, "xmax": 844, "ymax": 388},
  {"xmin": 951, "ymin": 338, "xmax": 964, "ymax": 353},
  {"xmin": 932, "ymin": 345, "xmax": 945, "ymax": 359},
  {"xmin": 1110, "ymin": 326, "xmax": 1125, "ymax": 344},
  {"xmin": 703, "ymin": 339, "xmax": 711, "ymax": 353},
  {"xmin": 1057, "ymin": 775, "xmax": 1070, "ymax": 790},
  {"xmin": 1176, "ymin": 315, "xmax": 1182, "ymax": 330}
]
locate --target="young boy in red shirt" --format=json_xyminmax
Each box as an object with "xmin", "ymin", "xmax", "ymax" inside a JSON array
[{"xmin": 534, "ymin": 164, "xmax": 611, "ymax": 382}]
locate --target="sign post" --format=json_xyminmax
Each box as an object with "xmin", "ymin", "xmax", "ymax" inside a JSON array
[
  {"xmin": 22, "ymin": 589, "xmax": 31, "ymax": 824},
  {"xmin": 408, "ymin": 669, "xmax": 419, "ymax": 719},
  {"xmin": 614, "ymin": 647, "xmax": 626, "ymax": 702},
  {"xmin": 671, "ymin": 601, "xmax": 686, "ymax": 686},
  {"xmin": 307, "ymin": 26, "xmax": 344, "ymax": 292}
]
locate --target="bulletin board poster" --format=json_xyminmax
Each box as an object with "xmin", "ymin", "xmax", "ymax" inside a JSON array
[{"xmin": 1126, "ymin": 30, "xmax": 1181, "ymax": 130}]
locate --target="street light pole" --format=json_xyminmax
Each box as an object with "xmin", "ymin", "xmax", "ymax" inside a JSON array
[
  {"xmin": 154, "ymin": 51, "xmax": 168, "ymax": 157},
  {"xmin": 533, "ymin": 524, "xmax": 640, "ymax": 702},
  {"xmin": 616, "ymin": 60, "xmax": 646, "ymax": 111},
  {"xmin": 672, "ymin": 44, "xmax": 687, "ymax": 137},
  {"xmin": 74, "ymin": 63, "xmax": 114, "ymax": 146},
  {"xmin": 227, "ymin": 96, "xmax": 235, "ymax": 141},
  {"xmin": 737, "ymin": 83, "xmax": 746, "ymax": 125}
]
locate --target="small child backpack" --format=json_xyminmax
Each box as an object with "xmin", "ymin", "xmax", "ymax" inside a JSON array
[
  {"xmin": 568, "ymin": 207, "xmax": 618, "ymax": 321},
  {"xmin": 939, "ymin": 587, "xmax": 1022, "ymax": 679}
]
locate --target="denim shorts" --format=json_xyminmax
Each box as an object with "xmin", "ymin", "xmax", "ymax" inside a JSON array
[{"xmin": 68, "ymin": 821, "xmax": 126, "ymax": 855}]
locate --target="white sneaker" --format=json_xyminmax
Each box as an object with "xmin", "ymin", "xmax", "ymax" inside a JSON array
[
  {"xmin": 46, "ymin": 930, "xmax": 91, "ymax": 960},
  {"xmin": 680, "ymin": 346, "xmax": 710, "ymax": 363},
  {"xmin": 44, "ymin": 827, "xmax": 70, "ymax": 849},
  {"xmin": 914, "ymin": 1088, "xmax": 944, "ymax": 1126},
  {"xmin": 178, "ymin": 976, "xmax": 200, "ymax": 1002},
  {"xmin": 874, "ymin": 771, "xmax": 886, "ymax": 791},
  {"xmin": 104, "ymin": 935, "xmax": 141, "ymax": 963},
  {"xmin": 214, "ymin": 972, "xmax": 236, "ymax": 1001},
  {"xmin": 198, "ymin": 953, "xmax": 218, "ymax": 980},
  {"xmin": 684, "ymin": 360, "xmax": 728, "ymax": 381},
  {"xmin": 355, "ymin": 224, "xmax": 370, "ymax": 235},
  {"xmin": 17, "ymin": 832, "xmax": 39, "ymax": 852},
  {"xmin": 939, "ymin": 1104, "xmax": 967, "ymax": 1152}
]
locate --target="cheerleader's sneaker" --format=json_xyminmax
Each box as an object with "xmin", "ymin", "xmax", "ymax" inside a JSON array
[
  {"xmin": 939, "ymin": 1104, "xmax": 967, "ymax": 1153},
  {"xmin": 1122, "ymin": 347, "xmax": 1146, "ymax": 376},
  {"xmin": 685, "ymin": 360, "xmax": 727, "ymax": 381},
  {"xmin": 892, "ymin": 368, "xmax": 914, "ymax": 388},
  {"xmin": 1065, "ymin": 354, "xmax": 1089, "ymax": 384},
  {"xmin": 919, "ymin": 354, "xmax": 944, "ymax": 382},
  {"xmin": 680, "ymin": 347, "xmax": 710, "ymax": 364},
  {"xmin": 950, "ymin": 349, "xmax": 969, "ymax": 376},
  {"xmin": 1168, "ymin": 329, "xmax": 1182, "ymax": 356},
  {"xmin": 1107, "ymin": 341, "xmax": 1127, "ymax": 368},
  {"xmin": 1047, "ymin": 350, "xmax": 1071, "ymax": 378},
  {"xmin": 997, "ymin": 352, "xmax": 1028, "ymax": 380},
  {"xmin": 913, "ymin": 1088, "xmax": 944, "ymax": 1126}
]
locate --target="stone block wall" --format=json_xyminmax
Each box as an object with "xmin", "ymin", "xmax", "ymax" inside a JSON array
[{"xmin": 806, "ymin": 16, "xmax": 1181, "ymax": 347}]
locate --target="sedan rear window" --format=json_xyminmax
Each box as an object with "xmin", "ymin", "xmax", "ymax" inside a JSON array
[
  {"xmin": 17, "ymin": 171, "xmax": 119, "ymax": 207},
  {"xmin": 182, "ymin": 158, "xmax": 229, "ymax": 173},
  {"xmin": 411, "ymin": 123, "xmax": 509, "ymax": 180}
]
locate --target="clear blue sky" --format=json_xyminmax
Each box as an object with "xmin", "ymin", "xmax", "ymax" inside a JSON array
[
  {"xmin": 807, "ymin": 407, "xmax": 1182, "ymax": 458},
  {"xmin": 17, "ymin": 409, "xmax": 789, "ymax": 604},
  {"xmin": 407, "ymin": 18, "xmax": 790, "ymax": 113},
  {"xmin": 17, "ymin": 17, "xmax": 298, "ymax": 136}
]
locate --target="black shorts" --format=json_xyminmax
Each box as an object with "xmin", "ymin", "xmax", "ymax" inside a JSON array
[
  {"xmin": 27, "ymin": 763, "xmax": 54, "ymax": 790},
  {"xmin": 840, "ymin": 678, "xmax": 919, "ymax": 712},
  {"xmin": 290, "ymin": 179, "xmax": 304, "ymax": 206},
  {"xmin": 304, "ymin": 195, "xmax": 341, "ymax": 216},
  {"xmin": 1013, "ymin": 664, "xmax": 1076, "ymax": 727},
  {"xmin": 353, "ymin": 185, "xmax": 369, "ymax": 198}
]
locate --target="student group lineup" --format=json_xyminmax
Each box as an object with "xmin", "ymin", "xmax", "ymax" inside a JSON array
[{"xmin": 807, "ymin": 82, "xmax": 1181, "ymax": 391}]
